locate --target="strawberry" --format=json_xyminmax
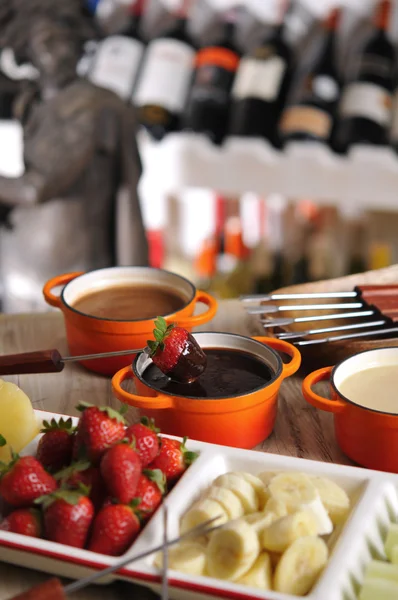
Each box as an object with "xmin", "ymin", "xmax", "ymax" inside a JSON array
[
  {"xmin": 0, "ymin": 508, "xmax": 42, "ymax": 537},
  {"xmin": 146, "ymin": 317, "xmax": 207, "ymax": 383},
  {"xmin": 55, "ymin": 461, "xmax": 105, "ymax": 510},
  {"xmin": 0, "ymin": 453, "xmax": 57, "ymax": 507},
  {"xmin": 74, "ymin": 402, "xmax": 127, "ymax": 464},
  {"xmin": 36, "ymin": 417, "xmax": 75, "ymax": 472},
  {"xmin": 100, "ymin": 443, "xmax": 141, "ymax": 504},
  {"xmin": 37, "ymin": 487, "xmax": 94, "ymax": 549},
  {"xmin": 133, "ymin": 469, "xmax": 165, "ymax": 519},
  {"xmin": 88, "ymin": 504, "xmax": 140, "ymax": 556},
  {"xmin": 149, "ymin": 437, "xmax": 197, "ymax": 484},
  {"xmin": 125, "ymin": 417, "xmax": 160, "ymax": 466}
]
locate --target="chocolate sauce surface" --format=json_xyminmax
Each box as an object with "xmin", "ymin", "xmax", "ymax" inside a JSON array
[
  {"xmin": 142, "ymin": 348, "xmax": 274, "ymax": 398},
  {"xmin": 72, "ymin": 284, "xmax": 186, "ymax": 320}
]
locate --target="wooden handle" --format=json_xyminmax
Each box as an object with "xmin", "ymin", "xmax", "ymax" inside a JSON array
[
  {"xmin": 0, "ymin": 349, "xmax": 64, "ymax": 375},
  {"xmin": 8, "ymin": 578, "xmax": 65, "ymax": 600},
  {"xmin": 357, "ymin": 285, "xmax": 398, "ymax": 299}
]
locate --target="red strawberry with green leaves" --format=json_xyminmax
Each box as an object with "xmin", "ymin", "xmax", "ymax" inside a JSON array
[
  {"xmin": 55, "ymin": 461, "xmax": 105, "ymax": 510},
  {"xmin": 36, "ymin": 417, "xmax": 75, "ymax": 472},
  {"xmin": 146, "ymin": 317, "xmax": 207, "ymax": 383},
  {"xmin": 133, "ymin": 469, "xmax": 165, "ymax": 520},
  {"xmin": 0, "ymin": 452, "xmax": 57, "ymax": 507},
  {"xmin": 0, "ymin": 508, "xmax": 42, "ymax": 537},
  {"xmin": 88, "ymin": 503, "xmax": 141, "ymax": 556},
  {"xmin": 100, "ymin": 443, "xmax": 142, "ymax": 505},
  {"xmin": 36, "ymin": 486, "xmax": 94, "ymax": 549},
  {"xmin": 148, "ymin": 437, "xmax": 197, "ymax": 485},
  {"xmin": 74, "ymin": 402, "xmax": 127, "ymax": 464},
  {"xmin": 125, "ymin": 417, "xmax": 160, "ymax": 466}
]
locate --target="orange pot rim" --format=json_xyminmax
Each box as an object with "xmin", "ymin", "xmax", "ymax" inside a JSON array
[
  {"xmin": 59, "ymin": 267, "xmax": 196, "ymax": 325},
  {"xmin": 132, "ymin": 332, "xmax": 286, "ymax": 401},
  {"xmin": 330, "ymin": 347, "xmax": 398, "ymax": 419}
]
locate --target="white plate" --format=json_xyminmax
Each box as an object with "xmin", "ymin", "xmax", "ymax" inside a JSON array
[{"xmin": 0, "ymin": 409, "xmax": 397, "ymax": 599}]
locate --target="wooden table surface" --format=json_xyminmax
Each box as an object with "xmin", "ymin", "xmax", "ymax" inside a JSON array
[{"xmin": 0, "ymin": 300, "xmax": 352, "ymax": 600}]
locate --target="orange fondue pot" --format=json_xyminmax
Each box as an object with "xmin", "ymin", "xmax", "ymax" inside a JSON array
[
  {"xmin": 43, "ymin": 267, "xmax": 217, "ymax": 376},
  {"xmin": 303, "ymin": 348, "xmax": 398, "ymax": 473},
  {"xmin": 112, "ymin": 333, "xmax": 301, "ymax": 449}
]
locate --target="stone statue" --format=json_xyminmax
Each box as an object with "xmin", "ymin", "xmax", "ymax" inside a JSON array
[{"xmin": 0, "ymin": 1, "xmax": 148, "ymax": 312}]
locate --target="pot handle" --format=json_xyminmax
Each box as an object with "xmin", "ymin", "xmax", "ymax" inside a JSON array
[
  {"xmin": 253, "ymin": 336, "xmax": 301, "ymax": 379},
  {"xmin": 112, "ymin": 366, "xmax": 174, "ymax": 410},
  {"xmin": 43, "ymin": 272, "xmax": 84, "ymax": 308},
  {"xmin": 171, "ymin": 290, "xmax": 218, "ymax": 329},
  {"xmin": 302, "ymin": 367, "xmax": 346, "ymax": 414}
]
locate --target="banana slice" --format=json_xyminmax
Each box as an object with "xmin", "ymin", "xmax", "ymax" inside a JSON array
[
  {"xmin": 258, "ymin": 471, "xmax": 278, "ymax": 487},
  {"xmin": 155, "ymin": 541, "xmax": 206, "ymax": 576},
  {"xmin": 213, "ymin": 473, "xmax": 259, "ymax": 513},
  {"xmin": 204, "ymin": 485, "xmax": 245, "ymax": 520},
  {"xmin": 268, "ymin": 472, "xmax": 333, "ymax": 535},
  {"xmin": 308, "ymin": 475, "xmax": 350, "ymax": 525},
  {"xmin": 237, "ymin": 472, "xmax": 269, "ymax": 509},
  {"xmin": 206, "ymin": 519, "xmax": 260, "ymax": 581},
  {"xmin": 238, "ymin": 552, "xmax": 272, "ymax": 589},
  {"xmin": 264, "ymin": 497, "xmax": 289, "ymax": 519},
  {"xmin": 261, "ymin": 510, "xmax": 319, "ymax": 553},
  {"xmin": 273, "ymin": 536, "xmax": 329, "ymax": 595},
  {"xmin": 180, "ymin": 498, "xmax": 228, "ymax": 535},
  {"xmin": 245, "ymin": 511, "xmax": 278, "ymax": 534}
]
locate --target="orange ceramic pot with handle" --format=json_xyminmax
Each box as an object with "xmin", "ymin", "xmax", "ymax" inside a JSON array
[
  {"xmin": 43, "ymin": 267, "xmax": 217, "ymax": 376},
  {"xmin": 303, "ymin": 347, "xmax": 398, "ymax": 472},
  {"xmin": 112, "ymin": 332, "xmax": 301, "ymax": 448}
]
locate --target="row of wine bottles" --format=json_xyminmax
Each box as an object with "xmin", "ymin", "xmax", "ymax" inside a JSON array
[{"xmin": 78, "ymin": 0, "xmax": 398, "ymax": 154}]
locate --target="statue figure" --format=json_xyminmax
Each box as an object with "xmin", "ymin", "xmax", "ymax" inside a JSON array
[{"xmin": 0, "ymin": 0, "xmax": 148, "ymax": 312}]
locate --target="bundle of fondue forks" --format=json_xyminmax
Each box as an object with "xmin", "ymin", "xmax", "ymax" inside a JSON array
[{"xmin": 240, "ymin": 284, "xmax": 398, "ymax": 345}]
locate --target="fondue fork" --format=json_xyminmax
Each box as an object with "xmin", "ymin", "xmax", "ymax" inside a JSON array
[
  {"xmin": 285, "ymin": 325, "xmax": 398, "ymax": 346},
  {"xmin": 240, "ymin": 284, "xmax": 398, "ymax": 303},
  {"xmin": 7, "ymin": 516, "xmax": 222, "ymax": 600},
  {"xmin": 275, "ymin": 319, "xmax": 387, "ymax": 340},
  {"xmin": 0, "ymin": 347, "xmax": 147, "ymax": 376}
]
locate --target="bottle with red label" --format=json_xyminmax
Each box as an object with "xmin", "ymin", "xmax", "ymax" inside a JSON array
[
  {"xmin": 133, "ymin": 0, "xmax": 195, "ymax": 140},
  {"xmin": 334, "ymin": 0, "xmax": 394, "ymax": 152},
  {"xmin": 88, "ymin": 0, "xmax": 146, "ymax": 101},
  {"xmin": 182, "ymin": 9, "xmax": 241, "ymax": 145},
  {"xmin": 279, "ymin": 8, "xmax": 341, "ymax": 145},
  {"xmin": 228, "ymin": 0, "xmax": 292, "ymax": 146}
]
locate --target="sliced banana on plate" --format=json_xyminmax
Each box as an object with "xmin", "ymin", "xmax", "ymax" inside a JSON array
[
  {"xmin": 204, "ymin": 485, "xmax": 245, "ymax": 520},
  {"xmin": 261, "ymin": 510, "xmax": 319, "ymax": 553},
  {"xmin": 155, "ymin": 541, "xmax": 207, "ymax": 576},
  {"xmin": 273, "ymin": 535, "xmax": 329, "ymax": 595},
  {"xmin": 180, "ymin": 498, "xmax": 228, "ymax": 534},
  {"xmin": 245, "ymin": 511, "xmax": 278, "ymax": 534},
  {"xmin": 308, "ymin": 475, "xmax": 350, "ymax": 525},
  {"xmin": 206, "ymin": 519, "xmax": 260, "ymax": 581},
  {"xmin": 213, "ymin": 473, "xmax": 259, "ymax": 513},
  {"xmin": 268, "ymin": 472, "xmax": 333, "ymax": 535},
  {"xmin": 238, "ymin": 551, "xmax": 272, "ymax": 589},
  {"xmin": 236, "ymin": 472, "xmax": 269, "ymax": 509}
]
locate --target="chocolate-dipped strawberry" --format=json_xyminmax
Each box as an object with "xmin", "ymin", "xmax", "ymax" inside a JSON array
[{"xmin": 146, "ymin": 317, "xmax": 207, "ymax": 384}]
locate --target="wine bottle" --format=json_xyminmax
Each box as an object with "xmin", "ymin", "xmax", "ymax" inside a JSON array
[
  {"xmin": 88, "ymin": 0, "xmax": 145, "ymax": 101},
  {"xmin": 279, "ymin": 8, "xmax": 340, "ymax": 145},
  {"xmin": 228, "ymin": 0, "xmax": 292, "ymax": 146},
  {"xmin": 182, "ymin": 9, "xmax": 241, "ymax": 145},
  {"xmin": 334, "ymin": 0, "xmax": 394, "ymax": 152},
  {"xmin": 133, "ymin": 0, "xmax": 195, "ymax": 140}
]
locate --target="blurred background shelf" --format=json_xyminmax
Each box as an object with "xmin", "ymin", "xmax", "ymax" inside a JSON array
[{"xmin": 138, "ymin": 131, "xmax": 398, "ymax": 211}]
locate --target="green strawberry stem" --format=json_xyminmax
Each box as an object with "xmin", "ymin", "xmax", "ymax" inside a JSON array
[
  {"xmin": 143, "ymin": 468, "xmax": 166, "ymax": 494},
  {"xmin": 140, "ymin": 416, "xmax": 160, "ymax": 434},
  {"xmin": 54, "ymin": 460, "xmax": 91, "ymax": 482},
  {"xmin": 0, "ymin": 434, "xmax": 6, "ymax": 447},
  {"xmin": 40, "ymin": 417, "xmax": 75, "ymax": 435},
  {"xmin": 76, "ymin": 401, "xmax": 127, "ymax": 423},
  {"xmin": 35, "ymin": 483, "xmax": 91, "ymax": 510},
  {"xmin": 146, "ymin": 316, "xmax": 175, "ymax": 358},
  {"xmin": 180, "ymin": 437, "xmax": 198, "ymax": 466}
]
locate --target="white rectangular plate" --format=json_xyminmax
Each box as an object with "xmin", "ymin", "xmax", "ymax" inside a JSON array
[{"xmin": 0, "ymin": 410, "xmax": 397, "ymax": 600}]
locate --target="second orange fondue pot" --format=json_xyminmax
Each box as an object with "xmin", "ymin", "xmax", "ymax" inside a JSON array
[
  {"xmin": 43, "ymin": 267, "xmax": 217, "ymax": 376},
  {"xmin": 112, "ymin": 333, "xmax": 301, "ymax": 449},
  {"xmin": 303, "ymin": 347, "xmax": 398, "ymax": 473}
]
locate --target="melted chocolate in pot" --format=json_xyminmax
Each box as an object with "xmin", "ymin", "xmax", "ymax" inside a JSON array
[
  {"xmin": 142, "ymin": 348, "xmax": 274, "ymax": 398},
  {"xmin": 72, "ymin": 284, "xmax": 186, "ymax": 320}
]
